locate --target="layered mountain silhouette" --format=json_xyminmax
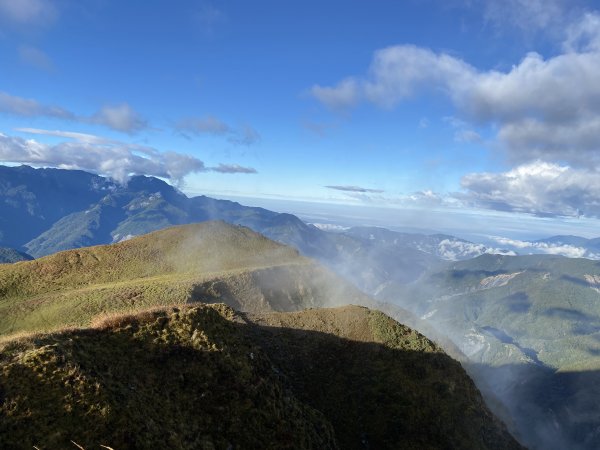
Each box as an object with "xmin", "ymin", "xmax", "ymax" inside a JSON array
[{"xmin": 0, "ymin": 166, "xmax": 497, "ymax": 287}]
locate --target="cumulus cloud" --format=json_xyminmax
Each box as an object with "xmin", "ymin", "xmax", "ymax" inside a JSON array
[
  {"xmin": 310, "ymin": 13, "xmax": 600, "ymax": 167},
  {"xmin": 0, "ymin": 130, "xmax": 256, "ymax": 184},
  {"xmin": 177, "ymin": 116, "xmax": 260, "ymax": 145},
  {"xmin": 460, "ymin": 161, "xmax": 600, "ymax": 217},
  {"xmin": 325, "ymin": 185, "xmax": 384, "ymax": 193},
  {"xmin": 92, "ymin": 104, "xmax": 147, "ymax": 134}
]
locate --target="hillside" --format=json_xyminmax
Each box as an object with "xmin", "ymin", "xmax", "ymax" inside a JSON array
[
  {"xmin": 0, "ymin": 221, "xmax": 374, "ymax": 337},
  {"xmin": 385, "ymin": 253, "xmax": 600, "ymax": 449},
  {"xmin": 0, "ymin": 303, "xmax": 523, "ymax": 449}
]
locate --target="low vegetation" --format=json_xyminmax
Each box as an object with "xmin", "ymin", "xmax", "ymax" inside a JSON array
[
  {"xmin": 0, "ymin": 303, "xmax": 522, "ymax": 449},
  {"xmin": 0, "ymin": 222, "xmax": 369, "ymax": 336}
]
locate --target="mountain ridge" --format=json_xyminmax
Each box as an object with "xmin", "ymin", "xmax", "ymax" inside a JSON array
[{"xmin": 0, "ymin": 302, "xmax": 523, "ymax": 449}]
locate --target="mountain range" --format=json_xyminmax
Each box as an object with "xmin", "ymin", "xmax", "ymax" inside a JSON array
[
  {"xmin": 3, "ymin": 165, "xmax": 600, "ymax": 448},
  {"xmin": 0, "ymin": 222, "xmax": 522, "ymax": 449}
]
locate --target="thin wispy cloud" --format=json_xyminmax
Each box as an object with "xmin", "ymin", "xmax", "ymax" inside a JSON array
[
  {"xmin": 177, "ymin": 116, "xmax": 260, "ymax": 145},
  {"xmin": 0, "ymin": 91, "xmax": 73, "ymax": 119},
  {"xmin": 0, "ymin": 91, "xmax": 147, "ymax": 134},
  {"xmin": 18, "ymin": 45, "xmax": 55, "ymax": 72},
  {"xmin": 212, "ymin": 163, "xmax": 257, "ymax": 174},
  {"xmin": 0, "ymin": 0, "xmax": 57, "ymax": 25},
  {"xmin": 325, "ymin": 185, "xmax": 384, "ymax": 193}
]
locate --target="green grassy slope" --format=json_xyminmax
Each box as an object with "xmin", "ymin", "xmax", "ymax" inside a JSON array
[
  {"xmin": 0, "ymin": 221, "xmax": 372, "ymax": 336},
  {"xmin": 0, "ymin": 303, "xmax": 523, "ymax": 450}
]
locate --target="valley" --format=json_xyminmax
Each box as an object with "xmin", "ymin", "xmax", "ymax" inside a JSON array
[{"xmin": 1, "ymin": 166, "xmax": 600, "ymax": 448}]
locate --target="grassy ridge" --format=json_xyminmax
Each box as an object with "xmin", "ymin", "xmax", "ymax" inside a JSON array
[
  {"xmin": 0, "ymin": 303, "xmax": 522, "ymax": 450},
  {"xmin": 0, "ymin": 222, "xmax": 372, "ymax": 336}
]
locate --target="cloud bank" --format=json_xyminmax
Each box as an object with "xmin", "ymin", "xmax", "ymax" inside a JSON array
[
  {"xmin": 0, "ymin": 130, "xmax": 257, "ymax": 184},
  {"xmin": 490, "ymin": 236, "xmax": 598, "ymax": 259},
  {"xmin": 460, "ymin": 161, "xmax": 600, "ymax": 217}
]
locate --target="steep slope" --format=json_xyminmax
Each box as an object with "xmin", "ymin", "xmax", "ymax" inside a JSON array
[
  {"xmin": 387, "ymin": 253, "xmax": 600, "ymax": 449},
  {"xmin": 0, "ymin": 221, "xmax": 373, "ymax": 336},
  {"xmin": 0, "ymin": 303, "xmax": 523, "ymax": 450}
]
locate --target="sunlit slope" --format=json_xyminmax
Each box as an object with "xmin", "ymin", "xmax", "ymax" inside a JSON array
[
  {"xmin": 0, "ymin": 221, "xmax": 369, "ymax": 335},
  {"xmin": 0, "ymin": 303, "xmax": 523, "ymax": 450},
  {"xmin": 400, "ymin": 253, "xmax": 600, "ymax": 368}
]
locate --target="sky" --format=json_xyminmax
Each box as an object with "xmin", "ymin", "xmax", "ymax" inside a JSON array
[{"xmin": 2, "ymin": 0, "xmax": 600, "ymax": 237}]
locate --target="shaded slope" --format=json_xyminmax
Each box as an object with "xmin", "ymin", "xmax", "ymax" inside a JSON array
[
  {"xmin": 0, "ymin": 222, "xmax": 373, "ymax": 336},
  {"xmin": 0, "ymin": 304, "xmax": 523, "ymax": 450},
  {"xmin": 0, "ymin": 304, "xmax": 336, "ymax": 450}
]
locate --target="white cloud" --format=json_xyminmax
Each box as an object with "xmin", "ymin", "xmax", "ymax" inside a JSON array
[
  {"xmin": 310, "ymin": 14, "xmax": 600, "ymax": 167},
  {"xmin": 0, "ymin": 92, "xmax": 148, "ymax": 134},
  {"xmin": 15, "ymin": 127, "xmax": 110, "ymax": 144},
  {"xmin": 311, "ymin": 78, "xmax": 360, "ymax": 110},
  {"xmin": 489, "ymin": 236, "xmax": 590, "ymax": 258},
  {"xmin": 437, "ymin": 239, "xmax": 516, "ymax": 260},
  {"xmin": 92, "ymin": 104, "xmax": 147, "ymax": 134},
  {"xmin": 0, "ymin": 0, "xmax": 57, "ymax": 25},
  {"xmin": 0, "ymin": 130, "xmax": 256, "ymax": 183},
  {"xmin": 563, "ymin": 11, "xmax": 600, "ymax": 52},
  {"xmin": 478, "ymin": 0, "xmax": 567, "ymax": 32},
  {"xmin": 460, "ymin": 161, "xmax": 600, "ymax": 217}
]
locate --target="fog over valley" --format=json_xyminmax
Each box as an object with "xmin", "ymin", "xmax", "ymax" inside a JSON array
[{"xmin": 2, "ymin": 1, "xmax": 600, "ymax": 449}]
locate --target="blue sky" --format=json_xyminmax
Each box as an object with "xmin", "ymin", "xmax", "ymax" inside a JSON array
[{"xmin": 2, "ymin": 0, "xmax": 600, "ymax": 235}]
